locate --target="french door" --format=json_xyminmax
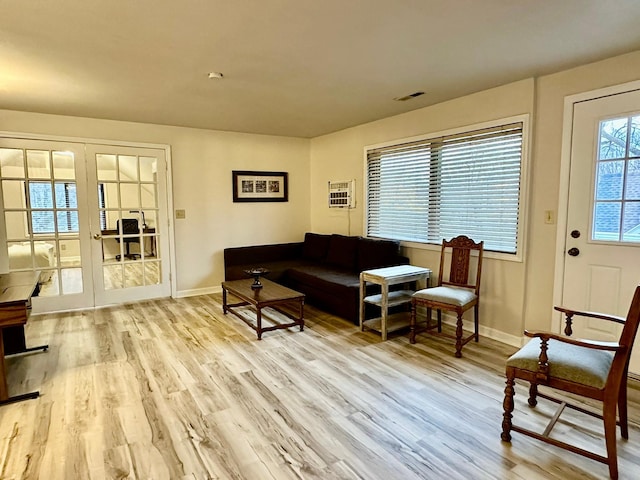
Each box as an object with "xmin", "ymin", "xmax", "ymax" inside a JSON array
[
  {"xmin": 0, "ymin": 138, "xmax": 93, "ymax": 312},
  {"xmin": 0, "ymin": 137, "xmax": 171, "ymax": 312},
  {"xmin": 86, "ymin": 144, "xmax": 170, "ymax": 305},
  {"xmin": 562, "ymin": 89, "xmax": 640, "ymax": 374}
]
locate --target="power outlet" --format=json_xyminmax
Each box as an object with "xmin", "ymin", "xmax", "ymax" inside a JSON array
[{"xmin": 175, "ymin": 209, "xmax": 186, "ymax": 219}]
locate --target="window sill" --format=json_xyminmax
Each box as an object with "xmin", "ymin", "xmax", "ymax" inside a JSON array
[{"xmin": 400, "ymin": 240, "xmax": 524, "ymax": 263}]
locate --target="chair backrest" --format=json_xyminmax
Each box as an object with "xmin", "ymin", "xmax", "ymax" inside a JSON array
[
  {"xmin": 118, "ymin": 218, "xmax": 139, "ymax": 235},
  {"xmin": 437, "ymin": 235, "xmax": 484, "ymax": 294},
  {"xmin": 609, "ymin": 286, "xmax": 640, "ymax": 385}
]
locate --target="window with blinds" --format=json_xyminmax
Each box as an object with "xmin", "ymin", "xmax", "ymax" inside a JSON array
[
  {"xmin": 28, "ymin": 181, "xmax": 79, "ymax": 234},
  {"xmin": 366, "ymin": 121, "xmax": 524, "ymax": 254}
]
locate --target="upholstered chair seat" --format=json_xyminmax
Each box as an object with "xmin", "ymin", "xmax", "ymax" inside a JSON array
[
  {"xmin": 413, "ymin": 286, "xmax": 477, "ymax": 308},
  {"xmin": 507, "ymin": 338, "xmax": 614, "ymax": 389}
]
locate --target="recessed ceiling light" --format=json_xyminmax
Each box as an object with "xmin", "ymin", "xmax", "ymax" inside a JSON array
[
  {"xmin": 208, "ymin": 72, "xmax": 224, "ymax": 79},
  {"xmin": 394, "ymin": 91, "xmax": 425, "ymax": 101}
]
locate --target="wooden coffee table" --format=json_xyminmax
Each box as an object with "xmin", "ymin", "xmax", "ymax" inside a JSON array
[{"xmin": 221, "ymin": 278, "xmax": 305, "ymax": 339}]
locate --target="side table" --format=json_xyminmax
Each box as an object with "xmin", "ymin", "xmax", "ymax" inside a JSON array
[{"xmin": 360, "ymin": 265, "xmax": 431, "ymax": 340}]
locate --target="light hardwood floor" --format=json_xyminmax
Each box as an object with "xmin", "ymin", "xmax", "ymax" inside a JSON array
[{"xmin": 1, "ymin": 294, "xmax": 639, "ymax": 479}]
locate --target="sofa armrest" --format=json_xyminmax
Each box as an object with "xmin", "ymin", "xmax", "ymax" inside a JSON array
[{"xmin": 397, "ymin": 255, "xmax": 410, "ymax": 265}]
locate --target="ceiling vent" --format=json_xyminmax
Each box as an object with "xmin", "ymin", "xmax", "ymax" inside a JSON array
[{"xmin": 394, "ymin": 91, "xmax": 425, "ymax": 101}]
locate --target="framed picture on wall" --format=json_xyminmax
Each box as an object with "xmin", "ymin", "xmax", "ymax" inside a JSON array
[{"xmin": 232, "ymin": 170, "xmax": 288, "ymax": 202}]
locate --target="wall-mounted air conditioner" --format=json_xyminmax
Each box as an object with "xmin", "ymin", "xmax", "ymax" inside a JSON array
[{"xmin": 328, "ymin": 180, "xmax": 355, "ymax": 208}]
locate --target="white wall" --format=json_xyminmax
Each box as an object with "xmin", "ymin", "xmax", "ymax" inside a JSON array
[
  {"xmin": 309, "ymin": 79, "xmax": 535, "ymax": 343},
  {"xmin": 0, "ymin": 111, "xmax": 311, "ymax": 294},
  {"xmin": 309, "ymin": 49, "xmax": 640, "ymax": 343},
  {"xmin": 524, "ymin": 50, "xmax": 640, "ymax": 333}
]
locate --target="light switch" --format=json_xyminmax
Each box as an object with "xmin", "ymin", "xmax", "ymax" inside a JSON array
[
  {"xmin": 175, "ymin": 209, "xmax": 186, "ymax": 219},
  {"xmin": 544, "ymin": 210, "xmax": 554, "ymax": 224}
]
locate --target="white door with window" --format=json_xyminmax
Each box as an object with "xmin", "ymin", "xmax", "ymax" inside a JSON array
[
  {"xmin": 0, "ymin": 138, "xmax": 172, "ymax": 311},
  {"xmin": 563, "ymin": 89, "xmax": 640, "ymax": 374},
  {"xmin": 86, "ymin": 144, "xmax": 170, "ymax": 305}
]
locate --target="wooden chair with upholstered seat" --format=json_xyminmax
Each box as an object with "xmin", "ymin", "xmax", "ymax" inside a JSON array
[
  {"xmin": 501, "ymin": 285, "xmax": 640, "ymax": 479},
  {"xmin": 409, "ymin": 235, "xmax": 483, "ymax": 358}
]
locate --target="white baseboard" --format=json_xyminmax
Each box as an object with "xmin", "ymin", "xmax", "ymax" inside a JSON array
[
  {"xmin": 433, "ymin": 312, "xmax": 524, "ymax": 349},
  {"xmin": 174, "ymin": 285, "xmax": 222, "ymax": 298}
]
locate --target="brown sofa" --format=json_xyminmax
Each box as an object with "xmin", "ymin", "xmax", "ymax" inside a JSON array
[{"xmin": 224, "ymin": 233, "xmax": 409, "ymax": 324}]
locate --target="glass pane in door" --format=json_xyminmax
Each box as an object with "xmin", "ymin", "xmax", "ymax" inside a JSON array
[
  {"xmin": 593, "ymin": 115, "xmax": 640, "ymax": 243},
  {"xmin": 96, "ymin": 154, "xmax": 118, "ymax": 181},
  {"xmin": 144, "ymin": 261, "xmax": 160, "ymax": 285},
  {"xmin": 97, "ymin": 153, "xmax": 161, "ymax": 290}
]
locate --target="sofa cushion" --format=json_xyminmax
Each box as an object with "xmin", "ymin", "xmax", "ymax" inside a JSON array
[
  {"xmin": 284, "ymin": 265, "xmax": 362, "ymax": 324},
  {"xmin": 326, "ymin": 234, "xmax": 360, "ymax": 270},
  {"xmin": 302, "ymin": 232, "xmax": 331, "ymax": 261},
  {"xmin": 356, "ymin": 237, "xmax": 401, "ymax": 272},
  {"xmin": 285, "ymin": 265, "xmax": 360, "ymax": 290}
]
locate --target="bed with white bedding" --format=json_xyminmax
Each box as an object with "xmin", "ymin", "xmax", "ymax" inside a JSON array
[{"xmin": 8, "ymin": 241, "xmax": 55, "ymax": 282}]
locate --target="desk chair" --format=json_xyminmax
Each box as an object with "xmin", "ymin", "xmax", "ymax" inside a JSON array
[
  {"xmin": 116, "ymin": 218, "xmax": 140, "ymax": 260},
  {"xmin": 410, "ymin": 235, "xmax": 483, "ymax": 357},
  {"xmin": 501, "ymin": 286, "xmax": 640, "ymax": 479}
]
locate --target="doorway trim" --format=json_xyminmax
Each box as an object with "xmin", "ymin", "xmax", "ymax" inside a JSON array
[
  {"xmin": 553, "ymin": 79, "xmax": 640, "ymax": 332},
  {"xmin": 0, "ymin": 130, "xmax": 177, "ymax": 303}
]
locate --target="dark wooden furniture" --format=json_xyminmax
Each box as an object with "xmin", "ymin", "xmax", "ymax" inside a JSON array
[
  {"xmin": 0, "ymin": 271, "xmax": 47, "ymax": 405},
  {"xmin": 410, "ymin": 235, "xmax": 484, "ymax": 357},
  {"xmin": 501, "ymin": 286, "xmax": 640, "ymax": 480},
  {"xmin": 222, "ymin": 278, "xmax": 305, "ymax": 340}
]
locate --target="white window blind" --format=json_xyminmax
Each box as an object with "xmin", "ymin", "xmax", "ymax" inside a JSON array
[
  {"xmin": 29, "ymin": 181, "xmax": 79, "ymax": 234},
  {"xmin": 366, "ymin": 122, "xmax": 523, "ymax": 254}
]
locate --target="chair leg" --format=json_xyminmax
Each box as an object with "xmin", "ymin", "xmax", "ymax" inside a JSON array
[
  {"xmin": 528, "ymin": 383, "xmax": 538, "ymax": 407},
  {"xmin": 454, "ymin": 313, "xmax": 463, "ymax": 358},
  {"xmin": 437, "ymin": 309, "xmax": 442, "ymax": 333},
  {"xmin": 619, "ymin": 379, "xmax": 629, "ymax": 439},
  {"xmin": 501, "ymin": 372, "xmax": 515, "ymax": 442},
  {"xmin": 474, "ymin": 304, "xmax": 479, "ymax": 342},
  {"xmin": 410, "ymin": 300, "xmax": 417, "ymax": 344},
  {"xmin": 603, "ymin": 400, "xmax": 619, "ymax": 480}
]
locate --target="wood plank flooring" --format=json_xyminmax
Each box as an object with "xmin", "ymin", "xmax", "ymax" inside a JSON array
[{"xmin": 1, "ymin": 294, "xmax": 639, "ymax": 479}]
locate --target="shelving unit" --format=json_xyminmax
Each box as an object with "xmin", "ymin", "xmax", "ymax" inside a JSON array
[{"xmin": 359, "ymin": 265, "xmax": 431, "ymax": 341}]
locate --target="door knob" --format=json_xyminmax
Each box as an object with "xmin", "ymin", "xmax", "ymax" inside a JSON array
[
  {"xmin": 567, "ymin": 247, "xmax": 580, "ymax": 257},
  {"xmin": 570, "ymin": 230, "xmax": 581, "ymax": 238},
  {"xmin": 93, "ymin": 233, "xmax": 102, "ymax": 240}
]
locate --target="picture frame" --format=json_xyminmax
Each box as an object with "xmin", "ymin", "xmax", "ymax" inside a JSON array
[{"xmin": 232, "ymin": 170, "xmax": 289, "ymax": 202}]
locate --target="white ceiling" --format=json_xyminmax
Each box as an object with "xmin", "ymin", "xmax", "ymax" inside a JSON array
[{"xmin": 2, "ymin": 1, "xmax": 640, "ymax": 138}]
